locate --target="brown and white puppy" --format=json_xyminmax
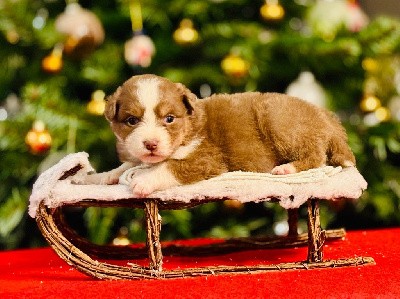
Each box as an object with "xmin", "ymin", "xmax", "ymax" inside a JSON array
[{"xmin": 85, "ymin": 74, "xmax": 355, "ymax": 197}]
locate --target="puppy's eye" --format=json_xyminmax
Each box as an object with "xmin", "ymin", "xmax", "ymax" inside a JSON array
[
  {"xmin": 164, "ymin": 115, "xmax": 175, "ymax": 124},
  {"xmin": 124, "ymin": 116, "xmax": 140, "ymax": 126}
]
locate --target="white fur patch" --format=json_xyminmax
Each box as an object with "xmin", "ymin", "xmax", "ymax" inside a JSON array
[
  {"xmin": 124, "ymin": 163, "xmax": 181, "ymax": 197},
  {"xmin": 171, "ymin": 138, "xmax": 203, "ymax": 160},
  {"xmin": 122, "ymin": 77, "xmax": 173, "ymax": 163},
  {"xmin": 136, "ymin": 78, "xmax": 160, "ymax": 109},
  {"xmin": 136, "ymin": 77, "xmax": 162, "ymax": 140}
]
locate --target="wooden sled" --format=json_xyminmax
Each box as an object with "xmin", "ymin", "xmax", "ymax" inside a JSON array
[{"xmin": 30, "ymin": 153, "xmax": 375, "ymax": 280}]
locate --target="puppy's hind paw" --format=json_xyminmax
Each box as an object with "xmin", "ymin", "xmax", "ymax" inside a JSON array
[
  {"xmin": 343, "ymin": 160, "xmax": 355, "ymax": 167},
  {"xmin": 271, "ymin": 163, "xmax": 297, "ymax": 175}
]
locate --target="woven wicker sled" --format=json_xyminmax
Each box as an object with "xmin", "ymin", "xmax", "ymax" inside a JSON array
[{"xmin": 29, "ymin": 153, "xmax": 375, "ymax": 280}]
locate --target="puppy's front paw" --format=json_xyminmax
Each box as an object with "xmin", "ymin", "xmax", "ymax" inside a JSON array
[
  {"xmin": 271, "ymin": 163, "xmax": 297, "ymax": 175},
  {"xmin": 130, "ymin": 180, "xmax": 154, "ymax": 197},
  {"xmin": 129, "ymin": 169, "xmax": 157, "ymax": 197},
  {"xmin": 127, "ymin": 164, "xmax": 181, "ymax": 198}
]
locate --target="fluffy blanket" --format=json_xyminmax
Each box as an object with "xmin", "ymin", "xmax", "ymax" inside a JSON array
[{"xmin": 28, "ymin": 152, "xmax": 367, "ymax": 218}]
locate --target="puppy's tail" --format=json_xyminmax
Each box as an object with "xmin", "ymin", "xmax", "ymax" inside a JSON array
[{"xmin": 327, "ymin": 135, "xmax": 356, "ymax": 168}]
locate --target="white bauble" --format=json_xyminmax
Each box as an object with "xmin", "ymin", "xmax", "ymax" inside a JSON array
[{"xmin": 286, "ymin": 71, "xmax": 327, "ymax": 107}]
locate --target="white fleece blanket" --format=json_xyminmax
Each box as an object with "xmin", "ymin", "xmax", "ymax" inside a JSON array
[{"xmin": 28, "ymin": 152, "xmax": 367, "ymax": 218}]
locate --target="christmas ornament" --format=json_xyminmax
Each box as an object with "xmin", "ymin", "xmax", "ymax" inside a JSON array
[
  {"xmin": 307, "ymin": 0, "xmax": 368, "ymax": 41},
  {"xmin": 375, "ymin": 107, "xmax": 391, "ymax": 122},
  {"xmin": 362, "ymin": 57, "xmax": 379, "ymax": 73},
  {"xmin": 124, "ymin": 34, "xmax": 156, "ymax": 68},
  {"xmin": 345, "ymin": 0, "xmax": 369, "ymax": 32},
  {"xmin": 25, "ymin": 120, "xmax": 52, "ymax": 154},
  {"xmin": 221, "ymin": 54, "xmax": 249, "ymax": 78},
  {"xmin": 55, "ymin": 3, "xmax": 105, "ymax": 59},
  {"xmin": 42, "ymin": 44, "xmax": 63, "ymax": 73},
  {"xmin": 124, "ymin": 0, "xmax": 155, "ymax": 67},
  {"xmin": 363, "ymin": 107, "xmax": 391, "ymax": 127},
  {"xmin": 360, "ymin": 94, "xmax": 381, "ymax": 113},
  {"xmin": 173, "ymin": 19, "xmax": 199, "ymax": 46},
  {"xmin": 6, "ymin": 30, "xmax": 20, "ymax": 44},
  {"xmin": 223, "ymin": 199, "xmax": 244, "ymax": 210},
  {"xmin": 87, "ymin": 90, "xmax": 106, "ymax": 115},
  {"xmin": 260, "ymin": 0, "xmax": 285, "ymax": 22},
  {"xmin": 112, "ymin": 227, "xmax": 131, "ymax": 246},
  {"xmin": 307, "ymin": 0, "xmax": 347, "ymax": 41},
  {"xmin": 286, "ymin": 71, "xmax": 327, "ymax": 108}
]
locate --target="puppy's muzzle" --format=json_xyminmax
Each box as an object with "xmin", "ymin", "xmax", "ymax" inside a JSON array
[{"xmin": 143, "ymin": 140, "xmax": 159, "ymax": 152}]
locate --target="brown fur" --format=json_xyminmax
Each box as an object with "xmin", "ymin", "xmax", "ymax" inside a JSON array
[{"xmin": 105, "ymin": 75, "xmax": 356, "ymax": 186}]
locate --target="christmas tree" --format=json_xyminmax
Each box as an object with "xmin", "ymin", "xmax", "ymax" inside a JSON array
[{"xmin": 1, "ymin": 0, "xmax": 400, "ymax": 249}]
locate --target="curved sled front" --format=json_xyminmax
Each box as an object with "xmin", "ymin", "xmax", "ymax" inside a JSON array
[{"xmin": 31, "ymin": 153, "xmax": 375, "ymax": 280}]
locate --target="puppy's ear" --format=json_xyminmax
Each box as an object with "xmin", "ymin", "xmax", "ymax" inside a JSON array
[
  {"xmin": 176, "ymin": 83, "xmax": 197, "ymax": 115},
  {"xmin": 104, "ymin": 87, "xmax": 121, "ymax": 122}
]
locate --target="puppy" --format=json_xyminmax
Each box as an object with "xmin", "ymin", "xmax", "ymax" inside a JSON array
[{"xmin": 85, "ymin": 74, "xmax": 355, "ymax": 197}]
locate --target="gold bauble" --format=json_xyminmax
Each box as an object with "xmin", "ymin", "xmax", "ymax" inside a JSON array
[
  {"xmin": 173, "ymin": 19, "xmax": 199, "ymax": 45},
  {"xmin": 223, "ymin": 199, "xmax": 244, "ymax": 210},
  {"xmin": 221, "ymin": 54, "xmax": 249, "ymax": 78},
  {"xmin": 42, "ymin": 47, "xmax": 63, "ymax": 74},
  {"xmin": 260, "ymin": 0, "xmax": 285, "ymax": 21},
  {"xmin": 112, "ymin": 227, "xmax": 131, "ymax": 246},
  {"xmin": 362, "ymin": 58, "xmax": 379, "ymax": 73},
  {"xmin": 360, "ymin": 94, "xmax": 381, "ymax": 112},
  {"xmin": 87, "ymin": 90, "xmax": 106, "ymax": 115},
  {"xmin": 6, "ymin": 30, "xmax": 20, "ymax": 44},
  {"xmin": 375, "ymin": 107, "xmax": 391, "ymax": 122},
  {"xmin": 25, "ymin": 121, "xmax": 52, "ymax": 154}
]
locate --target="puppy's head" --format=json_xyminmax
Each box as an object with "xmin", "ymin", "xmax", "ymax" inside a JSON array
[{"xmin": 105, "ymin": 74, "xmax": 198, "ymax": 164}]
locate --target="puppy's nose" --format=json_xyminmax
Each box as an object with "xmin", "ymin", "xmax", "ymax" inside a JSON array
[{"xmin": 143, "ymin": 140, "xmax": 158, "ymax": 151}]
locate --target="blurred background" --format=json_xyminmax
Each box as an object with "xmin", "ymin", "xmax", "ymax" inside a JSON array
[{"xmin": 1, "ymin": 0, "xmax": 399, "ymax": 249}]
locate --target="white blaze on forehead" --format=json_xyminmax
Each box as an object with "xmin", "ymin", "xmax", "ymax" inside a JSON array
[
  {"xmin": 137, "ymin": 78, "xmax": 160, "ymax": 127},
  {"xmin": 122, "ymin": 77, "xmax": 172, "ymax": 163},
  {"xmin": 136, "ymin": 78, "xmax": 160, "ymax": 110}
]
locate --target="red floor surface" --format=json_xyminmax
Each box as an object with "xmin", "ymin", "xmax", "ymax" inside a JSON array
[{"xmin": 0, "ymin": 228, "xmax": 399, "ymax": 299}]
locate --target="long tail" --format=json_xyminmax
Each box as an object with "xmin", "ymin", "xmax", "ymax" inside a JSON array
[{"xmin": 327, "ymin": 134, "xmax": 356, "ymax": 167}]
